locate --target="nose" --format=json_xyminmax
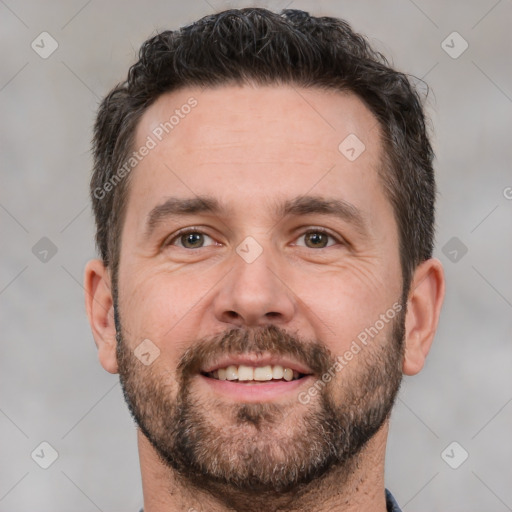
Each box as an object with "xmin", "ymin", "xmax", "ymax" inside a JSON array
[{"xmin": 213, "ymin": 246, "xmax": 296, "ymax": 328}]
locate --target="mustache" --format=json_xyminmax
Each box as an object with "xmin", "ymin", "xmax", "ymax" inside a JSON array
[{"xmin": 176, "ymin": 324, "xmax": 334, "ymax": 382}]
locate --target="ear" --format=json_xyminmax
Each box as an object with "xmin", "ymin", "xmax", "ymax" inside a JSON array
[
  {"xmin": 84, "ymin": 259, "xmax": 118, "ymax": 374},
  {"xmin": 402, "ymin": 258, "xmax": 445, "ymax": 376}
]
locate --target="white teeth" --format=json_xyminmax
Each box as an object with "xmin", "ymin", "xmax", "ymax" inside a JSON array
[
  {"xmin": 238, "ymin": 365, "xmax": 254, "ymax": 381},
  {"xmin": 272, "ymin": 365, "xmax": 284, "ymax": 379},
  {"xmin": 226, "ymin": 365, "xmax": 238, "ymax": 380},
  {"xmin": 207, "ymin": 364, "xmax": 304, "ymax": 381},
  {"xmin": 283, "ymin": 368, "xmax": 293, "ymax": 381},
  {"xmin": 254, "ymin": 365, "xmax": 273, "ymax": 381}
]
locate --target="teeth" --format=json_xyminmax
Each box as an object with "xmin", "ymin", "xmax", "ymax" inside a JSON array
[
  {"xmin": 207, "ymin": 364, "xmax": 304, "ymax": 382},
  {"xmin": 272, "ymin": 365, "xmax": 284, "ymax": 379},
  {"xmin": 254, "ymin": 365, "xmax": 273, "ymax": 381},
  {"xmin": 226, "ymin": 365, "xmax": 238, "ymax": 380},
  {"xmin": 283, "ymin": 368, "xmax": 293, "ymax": 381},
  {"xmin": 238, "ymin": 365, "xmax": 254, "ymax": 381}
]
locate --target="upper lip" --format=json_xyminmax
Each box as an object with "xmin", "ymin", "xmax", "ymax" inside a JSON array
[{"xmin": 201, "ymin": 353, "xmax": 313, "ymax": 375}]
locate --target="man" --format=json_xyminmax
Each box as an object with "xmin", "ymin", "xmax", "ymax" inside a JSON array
[{"xmin": 84, "ymin": 8, "xmax": 445, "ymax": 512}]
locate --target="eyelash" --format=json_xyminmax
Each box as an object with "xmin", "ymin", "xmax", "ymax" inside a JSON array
[
  {"xmin": 165, "ymin": 227, "xmax": 217, "ymax": 248},
  {"xmin": 294, "ymin": 227, "xmax": 341, "ymax": 248},
  {"xmin": 164, "ymin": 227, "xmax": 344, "ymax": 249}
]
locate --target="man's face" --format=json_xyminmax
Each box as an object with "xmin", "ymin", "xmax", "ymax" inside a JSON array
[{"xmin": 114, "ymin": 85, "xmax": 405, "ymax": 494}]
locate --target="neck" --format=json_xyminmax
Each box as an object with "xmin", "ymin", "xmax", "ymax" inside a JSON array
[{"xmin": 138, "ymin": 421, "xmax": 390, "ymax": 512}]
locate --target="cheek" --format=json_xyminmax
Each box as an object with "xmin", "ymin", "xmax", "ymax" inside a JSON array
[
  {"xmin": 288, "ymin": 263, "xmax": 400, "ymax": 355},
  {"xmin": 325, "ymin": 316, "xmax": 401, "ymax": 403},
  {"xmin": 118, "ymin": 273, "xmax": 195, "ymax": 345},
  {"xmin": 294, "ymin": 260, "xmax": 392, "ymax": 313}
]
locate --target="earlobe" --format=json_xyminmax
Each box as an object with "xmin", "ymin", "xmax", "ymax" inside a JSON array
[
  {"xmin": 84, "ymin": 259, "xmax": 119, "ymax": 374},
  {"xmin": 402, "ymin": 258, "xmax": 445, "ymax": 376}
]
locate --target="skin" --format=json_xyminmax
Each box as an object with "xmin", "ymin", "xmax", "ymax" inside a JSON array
[{"xmin": 85, "ymin": 84, "xmax": 445, "ymax": 511}]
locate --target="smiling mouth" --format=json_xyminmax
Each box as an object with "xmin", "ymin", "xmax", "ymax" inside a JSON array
[{"xmin": 202, "ymin": 364, "xmax": 309, "ymax": 383}]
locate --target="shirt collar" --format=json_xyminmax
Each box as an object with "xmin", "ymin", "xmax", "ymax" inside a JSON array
[{"xmin": 385, "ymin": 488, "xmax": 402, "ymax": 512}]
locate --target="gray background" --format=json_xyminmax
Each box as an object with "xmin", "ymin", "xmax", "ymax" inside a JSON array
[{"xmin": 1, "ymin": 0, "xmax": 511, "ymax": 510}]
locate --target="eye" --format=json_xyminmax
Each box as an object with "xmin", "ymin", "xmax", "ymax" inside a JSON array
[
  {"xmin": 166, "ymin": 229, "xmax": 218, "ymax": 249},
  {"xmin": 295, "ymin": 229, "xmax": 340, "ymax": 249}
]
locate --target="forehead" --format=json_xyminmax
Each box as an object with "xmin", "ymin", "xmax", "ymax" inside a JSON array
[
  {"xmin": 127, "ymin": 84, "xmax": 391, "ymax": 230},
  {"xmin": 136, "ymin": 85, "xmax": 380, "ymax": 161}
]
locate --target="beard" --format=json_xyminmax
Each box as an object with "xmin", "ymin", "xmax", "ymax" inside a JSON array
[{"xmin": 115, "ymin": 301, "xmax": 405, "ymax": 500}]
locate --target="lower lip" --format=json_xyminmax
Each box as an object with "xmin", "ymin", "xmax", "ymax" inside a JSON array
[{"xmin": 199, "ymin": 374, "xmax": 315, "ymax": 402}]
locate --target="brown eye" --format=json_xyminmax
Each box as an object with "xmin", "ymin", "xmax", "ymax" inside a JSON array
[
  {"xmin": 168, "ymin": 230, "xmax": 216, "ymax": 249},
  {"xmin": 296, "ymin": 230, "xmax": 338, "ymax": 249},
  {"xmin": 180, "ymin": 232, "xmax": 205, "ymax": 248},
  {"xmin": 305, "ymin": 232, "xmax": 329, "ymax": 248}
]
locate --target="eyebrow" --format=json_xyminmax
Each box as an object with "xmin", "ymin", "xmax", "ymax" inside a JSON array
[
  {"xmin": 279, "ymin": 195, "xmax": 369, "ymax": 236},
  {"xmin": 145, "ymin": 196, "xmax": 222, "ymax": 238},
  {"xmin": 144, "ymin": 194, "xmax": 368, "ymax": 239}
]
